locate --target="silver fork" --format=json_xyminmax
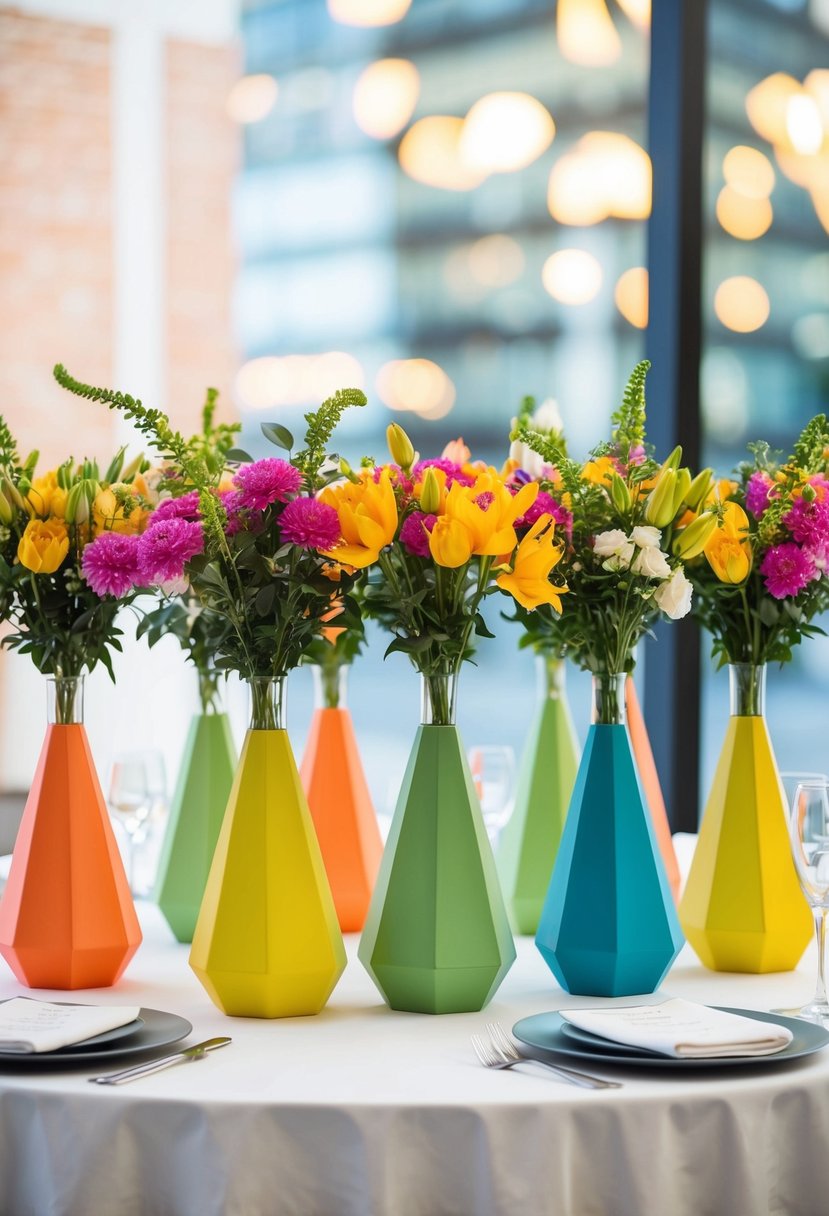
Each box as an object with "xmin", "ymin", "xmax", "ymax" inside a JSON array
[{"xmin": 472, "ymin": 1022, "xmax": 622, "ymax": 1090}]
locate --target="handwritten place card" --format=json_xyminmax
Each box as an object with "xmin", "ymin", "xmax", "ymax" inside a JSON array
[
  {"xmin": 561, "ymin": 998, "xmax": 793, "ymax": 1058},
  {"xmin": 0, "ymin": 998, "xmax": 141, "ymax": 1054}
]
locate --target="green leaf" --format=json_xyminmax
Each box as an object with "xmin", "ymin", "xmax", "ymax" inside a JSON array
[
  {"xmin": 225, "ymin": 448, "xmax": 253, "ymax": 463},
  {"xmin": 261, "ymin": 423, "xmax": 294, "ymax": 451},
  {"xmin": 473, "ymin": 612, "xmax": 496, "ymax": 639},
  {"xmin": 255, "ymin": 583, "xmax": 277, "ymax": 616}
]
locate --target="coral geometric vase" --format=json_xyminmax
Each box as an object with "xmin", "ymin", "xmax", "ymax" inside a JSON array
[
  {"xmin": 535, "ymin": 673, "xmax": 683, "ymax": 997},
  {"xmin": 300, "ymin": 665, "xmax": 382, "ymax": 933},
  {"xmin": 625, "ymin": 676, "xmax": 681, "ymax": 903},
  {"xmin": 680, "ymin": 664, "xmax": 812, "ymax": 972},
  {"xmin": 0, "ymin": 677, "xmax": 142, "ymax": 989},
  {"xmin": 190, "ymin": 677, "xmax": 345, "ymax": 1018}
]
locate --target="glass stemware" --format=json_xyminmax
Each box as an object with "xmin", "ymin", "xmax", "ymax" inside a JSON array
[
  {"xmin": 468, "ymin": 745, "xmax": 516, "ymax": 844},
  {"xmin": 776, "ymin": 778, "xmax": 829, "ymax": 1024},
  {"xmin": 108, "ymin": 756, "xmax": 151, "ymax": 895}
]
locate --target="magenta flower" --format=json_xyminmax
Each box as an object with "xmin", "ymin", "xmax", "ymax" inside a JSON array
[
  {"xmin": 234, "ymin": 458, "xmax": 302, "ymax": 511},
  {"xmin": 413, "ymin": 459, "xmax": 475, "ymax": 487},
  {"xmin": 745, "ymin": 471, "xmax": 777, "ymax": 518},
  {"xmin": 759, "ymin": 542, "xmax": 817, "ymax": 599},
  {"xmin": 139, "ymin": 518, "xmax": 204, "ymax": 584},
  {"xmin": 783, "ymin": 496, "xmax": 829, "ymax": 545},
  {"xmin": 152, "ymin": 491, "xmax": 202, "ymax": 523},
  {"xmin": 400, "ymin": 512, "xmax": 437, "ymax": 557},
  {"xmin": 82, "ymin": 533, "xmax": 142, "ymax": 598},
  {"xmin": 279, "ymin": 497, "xmax": 341, "ymax": 550},
  {"xmin": 373, "ymin": 464, "xmax": 413, "ymax": 493},
  {"xmin": 516, "ymin": 490, "xmax": 573, "ymax": 538}
]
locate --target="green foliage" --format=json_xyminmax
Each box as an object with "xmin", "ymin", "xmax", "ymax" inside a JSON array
[
  {"xmin": 611, "ymin": 358, "xmax": 650, "ymax": 453},
  {"xmin": 292, "ymin": 388, "xmax": 367, "ymax": 490},
  {"xmin": 0, "ymin": 414, "xmax": 20, "ymax": 475},
  {"xmin": 793, "ymin": 413, "xmax": 829, "ymax": 472}
]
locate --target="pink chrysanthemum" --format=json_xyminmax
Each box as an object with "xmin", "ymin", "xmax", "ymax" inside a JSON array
[
  {"xmin": 139, "ymin": 518, "xmax": 204, "ymax": 585},
  {"xmin": 279, "ymin": 497, "xmax": 341, "ymax": 550},
  {"xmin": 783, "ymin": 496, "xmax": 829, "ymax": 545},
  {"xmin": 234, "ymin": 458, "xmax": 301, "ymax": 511},
  {"xmin": 413, "ymin": 459, "xmax": 475, "ymax": 487},
  {"xmin": 400, "ymin": 512, "xmax": 437, "ymax": 557},
  {"xmin": 82, "ymin": 532, "xmax": 142, "ymax": 598},
  {"xmin": 152, "ymin": 491, "xmax": 202, "ymax": 523},
  {"xmin": 759, "ymin": 542, "xmax": 817, "ymax": 600},
  {"xmin": 745, "ymin": 471, "xmax": 777, "ymax": 518},
  {"xmin": 516, "ymin": 490, "xmax": 573, "ymax": 538}
]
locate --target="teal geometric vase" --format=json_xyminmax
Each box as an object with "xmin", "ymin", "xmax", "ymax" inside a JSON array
[
  {"xmin": 535, "ymin": 672, "xmax": 683, "ymax": 996},
  {"xmin": 155, "ymin": 709, "xmax": 237, "ymax": 943},
  {"xmin": 359, "ymin": 671, "xmax": 515, "ymax": 1014},
  {"xmin": 498, "ymin": 655, "xmax": 580, "ymax": 934}
]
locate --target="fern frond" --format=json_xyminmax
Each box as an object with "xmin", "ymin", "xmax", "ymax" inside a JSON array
[
  {"xmin": 0, "ymin": 413, "xmax": 20, "ymax": 473},
  {"xmin": 792, "ymin": 414, "xmax": 829, "ymax": 473},
  {"xmin": 511, "ymin": 425, "xmax": 582, "ymax": 495},
  {"xmin": 294, "ymin": 387, "xmax": 367, "ymax": 487},
  {"xmin": 611, "ymin": 359, "xmax": 651, "ymax": 450}
]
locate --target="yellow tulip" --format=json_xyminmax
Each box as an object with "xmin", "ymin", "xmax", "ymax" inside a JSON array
[
  {"xmin": 319, "ymin": 469, "xmax": 398, "ymax": 569},
  {"xmin": 26, "ymin": 471, "xmax": 60, "ymax": 518},
  {"xmin": 93, "ymin": 486, "xmax": 145, "ymax": 536},
  {"xmin": 17, "ymin": 518, "xmax": 69, "ymax": 574},
  {"xmin": 444, "ymin": 474, "xmax": 537, "ymax": 556},
  {"xmin": 704, "ymin": 501, "xmax": 752, "ymax": 583},
  {"xmin": 428, "ymin": 516, "xmax": 474, "ymax": 568},
  {"xmin": 496, "ymin": 514, "xmax": 568, "ymax": 612},
  {"xmin": 581, "ymin": 456, "xmax": 616, "ymax": 487}
]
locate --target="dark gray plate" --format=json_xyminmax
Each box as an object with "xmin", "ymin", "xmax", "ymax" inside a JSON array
[
  {"xmin": 513, "ymin": 1006, "xmax": 829, "ymax": 1069},
  {"xmin": 0, "ymin": 1008, "xmax": 192, "ymax": 1066},
  {"xmin": 56, "ymin": 1016, "xmax": 145, "ymax": 1052}
]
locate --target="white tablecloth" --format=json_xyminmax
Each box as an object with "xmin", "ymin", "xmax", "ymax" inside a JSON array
[{"xmin": 1, "ymin": 880, "xmax": 828, "ymax": 1216}]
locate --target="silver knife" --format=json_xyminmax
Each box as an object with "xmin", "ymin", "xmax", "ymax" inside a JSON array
[{"xmin": 89, "ymin": 1037, "xmax": 232, "ymax": 1086}]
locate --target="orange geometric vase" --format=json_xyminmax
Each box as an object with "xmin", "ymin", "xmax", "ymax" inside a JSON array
[
  {"xmin": 300, "ymin": 665, "xmax": 382, "ymax": 933},
  {"xmin": 625, "ymin": 677, "xmax": 681, "ymax": 902},
  {"xmin": 0, "ymin": 677, "xmax": 142, "ymax": 989}
]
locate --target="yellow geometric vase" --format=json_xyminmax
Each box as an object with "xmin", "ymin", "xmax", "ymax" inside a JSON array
[
  {"xmin": 190, "ymin": 677, "xmax": 345, "ymax": 1018},
  {"xmin": 680, "ymin": 663, "xmax": 811, "ymax": 973}
]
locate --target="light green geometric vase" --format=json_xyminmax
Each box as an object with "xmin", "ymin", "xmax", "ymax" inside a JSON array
[
  {"xmin": 359, "ymin": 673, "xmax": 515, "ymax": 1014},
  {"xmin": 498, "ymin": 656, "xmax": 580, "ymax": 935},
  {"xmin": 155, "ymin": 711, "xmax": 236, "ymax": 943}
]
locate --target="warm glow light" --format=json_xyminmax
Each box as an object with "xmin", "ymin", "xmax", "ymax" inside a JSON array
[
  {"xmin": 615, "ymin": 0, "xmax": 651, "ymax": 29},
  {"xmin": 328, "ymin": 0, "xmax": 411, "ymax": 27},
  {"xmin": 746, "ymin": 73, "xmax": 804, "ymax": 147},
  {"xmin": 547, "ymin": 132, "xmax": 651, "ymax": 225},
  {"xmin": 542, "ymin": 249, "xmax": 603, "ymax": 306},
  {"xmin": 715, "ymin": 187, "xmax": 773, "ymax": 240},
  {"xmin": 226, "ymin": 75, "xmax": 279, "ymax": 124},
  {"xmin": 399, "ymin": 117, "xmax": 487, "ymax": 191},
  {"xmin": 614, "ymin": 267, "xmax": 648, "ymax": 328},
  {"xmin": 556, "ymin": 0, "xmax": 621, "ymax": 66},
  {"xmin": 714, "ymin": 277, "xmax": 770, "ymax": 334},
  {"xmin": 786, "ymin": 95, "xmax": 824, "ymax": 155},
  {"xmin": 459, "ymin": 93, "xmax": 555, "ymax": 174},
  {"xmin": 722, "ymin": 146, "xmax": 775, "ymax": 199},
  {"xmin": 467, "ymin": 234, "xmax": 525, "ymax": 287},
  {"xmin": 352, "ymin": 59, "xmax": 419, "ymax": 140},
  {"xmin": 805, "ymin": 70, "xmax": 829, "ymax": 127},
  {"xmin": 235, "ymin": 353, "xmax": 364, "ymax": 410},
  {"xmin": 376, "ymin": 359, "xmax": 456, "ymax": 419}
]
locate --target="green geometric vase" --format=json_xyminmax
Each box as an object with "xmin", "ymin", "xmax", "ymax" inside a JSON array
[
  {"xmin": 498, "ymin": 655, "xmax": 580, "ymax": 934},
  {"xmin": 359, "ymin": 672, "xmax": 515, "ymax": 1014},
  {"xmin": 155, "ymin": 711, "xmax": 236, "ymax": 943}
]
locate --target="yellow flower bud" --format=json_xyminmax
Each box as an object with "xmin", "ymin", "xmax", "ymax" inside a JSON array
[
  {"xmin": 386, "ymin": 423, "xmax": 415, "ymax": 472},
  {"xmin": 17, "ymin": 518, "xmax": 70, "ymax": 574},
  {"xmin": 703, "ymin": 501, "xmax": 752, "ymax": 584},
  {"xmin": 663, "ymin": 445, "xmax": 683, "ymax": 471},
  {"xmin": 644, "ymin": 467, "xmax": 678, "ymax": 527},
  {"xmin": 428, "ymin": 516, "xmax": 474, "ymax": 568},
  {"xmin": 338, "ymin": 457, "xmax": 360, "ymax": 484},
  {"xmin": 419, "ymin": 467, "xmax": 442, "ymax": 514},
  {"xmin": 684, "ymin": 468, "xmax": 714, "ymax": 511},
  {"xmin": 609, "ymin": 472, "xmax": 632, "ymax": 513},
  {"xmin": 3, "ymin": 478, "xmax": 27, "ymax": 512},
  {"xmin": 671, "ymin": 468, "xmax": 692, "ymax": 514},
  {"xmin": 673, "ymin": 511, "xmax": 719, "ymax": 560},
  {"xmin": 0, "ymin": 493, "xmax": 12, "ymax": 525}
]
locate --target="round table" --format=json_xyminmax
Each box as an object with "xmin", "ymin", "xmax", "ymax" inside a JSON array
[{"xmin": 0, "ymin": 897, "xmax": 827, "ymax": 1216}]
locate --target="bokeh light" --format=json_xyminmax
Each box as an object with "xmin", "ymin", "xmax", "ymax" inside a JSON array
[
  {"xmin": 786, "ymin": 94, "xmax": 824, "ymax": 155},
  {"xmin": 715, "ymin": 187, "xmax": 773, "ymax": 239},
  {"xmin": 236, "ymin": 352, "xmax": 364, "ymax": 410},
  {"xmin": 327, "ymin": 0, "xmax": 411, "ymax": 27},
  {"xmin": 352, "ymin": 59, "xmax": 420, "ymax": 140},
  {"xmin": 547, "ymin": 132, "xmax": 651, "ymax": 224},
  {"xmin": 376, "ymin": 359, "xmax": 456, "ymax": 419},
  {"xmin": 746, "ymin": 72, "xmax": 803, "ymax": 146},
  {"xmin": 226, "ymin": 75, "xmax": 279, "ymax": 124},
  {"xmin": 615, "ymin": 0, "xmax": 651, "ymax": 29},
  {"xmin": 722, "ymin": 146, "xmax": 775, "ymax": 199},
  {"xmin": 399, "ymin": 116, "xmax": 487, "ymax": 191},
  {"xmin": 556, "ymin": 0, "xmax": 621, "ymax": 67},
  {"xmin": 714, "ymin": 277, "xmax": 770, "ymax": 333},
  {"xmin": 614, "ymin": 267, "xmax": 648, "ymax": 328},
  {"xmin": 541, "ymin": 249, "xmax": 603, "ymax": 306},
  {"xmin": 460, "ymin": 93, "xmax": 555, "ymax": 174}
]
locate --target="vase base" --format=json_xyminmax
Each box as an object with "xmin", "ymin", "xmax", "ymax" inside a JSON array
[
  {"xmin": 366, "ymin": 962, "xmax": 509, "ymax": 1015},
  {"xmin": 537, "ymin": 942, "xmax": 676, "ymax": 998},
  {"xmin": 683, "ymin": 925, "xmax": 810, "ymax": 974},
  {"xmin": 0, "ymin": 942, "xmax": 139, "ymax": 991},
  {"xmin": 191, "ymin": 966, "xmax": 341, "ymax": 1019}
]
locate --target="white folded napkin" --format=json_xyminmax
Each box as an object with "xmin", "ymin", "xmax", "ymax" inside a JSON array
[
  {"xmin": 560, "ymin": 998, "xmax": 793, "ymax": 1058},
  {"xmin": 0, "ymin": 998, "xmax": 141, "ymax": 1054}
]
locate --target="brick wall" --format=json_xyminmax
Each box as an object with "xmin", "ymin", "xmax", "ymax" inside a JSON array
[{"xmin": 0, "ymin": 10, "xmax": 116, "ymax": 466}]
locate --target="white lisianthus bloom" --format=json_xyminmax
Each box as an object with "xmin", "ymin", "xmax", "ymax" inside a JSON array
[
  {"xmin": 593, "ymin": 529, "xmax": 630, "ymax": 558},
  {"xmin": 508, "ymin": 399, "xmax": 564, "ymax": 478},
  {"xmin": 508, "ymin": 434, "xmax": 547, "ymax": 480},
  {"xmin": 602, "ymin": 545, "xmax": 635, "ymax": 572},
  {"xmin": 533, "ymin": 398, "xmax": 564, "ymax": 432},
  {"xmin": 653, "ymin": 566, "xmax": 693, "ymax": 619},
  {"xmin": 630, "ymin": 525, "xmax": 662, "ymax": 549},
  {"xmin": 631, "ymin": 546, "xmax": 672, "ymax": 580}
]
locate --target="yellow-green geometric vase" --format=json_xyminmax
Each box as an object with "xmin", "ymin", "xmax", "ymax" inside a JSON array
[
  {"xmin": 190, "ymin": 678, "xmax": 345, "ymax": 1017},
  {"xmin": 680, "ymin": 663, "xmax": 811, "ymax": 973}
]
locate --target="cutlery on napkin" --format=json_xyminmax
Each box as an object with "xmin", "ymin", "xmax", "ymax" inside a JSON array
[
  {"xmin": 0, "ymin": 998, "xmax": 141, "ymax": 1054},
  {"xmin": 560, "ymin": 998, "xmax": 793, "ymax": 1058}
]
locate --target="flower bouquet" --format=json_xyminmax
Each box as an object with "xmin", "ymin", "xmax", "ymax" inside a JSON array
[
  {"xmin": 0, "ymin": 415, "xmax": 148, "ymax": 988},
  {"xmin": 55, "ymin": 363, "xmax": 366, "ymax": 1017},
  {"xmin": 511, "ymin": 361, "xmax": 697, "ymax": 995},
  {"xmin": 679, "ymin": 416, "xmax": 829, "ymax": 973},
  {"xmin": 321, "ymin": 424, "xmax": 567, "ymax": 1013}
]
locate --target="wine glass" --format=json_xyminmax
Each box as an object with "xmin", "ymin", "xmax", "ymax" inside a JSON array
[
  {"xmin": 468, "ymin": 745, "xmax": 516, "ymax": 844},
  {"xmin": 130, "ymin": 750, "xmax": 169, "ymax": 897},
  {"xmin": 778, "ymin": 778, "xmax": 829, "ymax": 1025},
  {"xmin": 108, "ymin": 756, "xmax": 151, "ymax": 894}
]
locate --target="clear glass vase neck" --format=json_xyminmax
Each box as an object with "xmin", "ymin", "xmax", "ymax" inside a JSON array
[
  {"xmin": 421, "ymin": 667, "xmax": 459, "ymax": 726},
  {"xmin": 312, "ymin": 662, "xmax": 349, "ymax": 710},
  {"xmin": 590, "ymin": 671, "xmax": 627, "ymax": 726},
  {"xmin": 248, "ymin": 676, "xmax": 288, "ymax": 731},
  {"xmin": 47, "ymin": 676, "xmax": 84, "ymax": 725},
  {"xmin": 537, "ymin": 654, "xmax": 566, "ymax": 701},
  {"xmin": 729, "ymin": 663, "xmax": 766, "ymax": 717}
]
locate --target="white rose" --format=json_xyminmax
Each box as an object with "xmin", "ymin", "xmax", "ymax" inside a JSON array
[
  {"xmin": 603, "ymin": 543, "xmax": 635, "ymax": 572},
  {"xmin": 631, "ymin": 546, "xmax": 672, "ymax": 580},
  {"xmin": 630, "ymin": 525, "xmax": 662, "ymax": 549},
  {"xmin": 653, "ymin": 566, "xmax": 693, "ymax": 619},
  {"xmin": 533, "ymin": 398, "xmax": 564, "ymax": 433},
  {"xmin": 593, "ymin": 529, "xmax": 630, "ymax": 558}
]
